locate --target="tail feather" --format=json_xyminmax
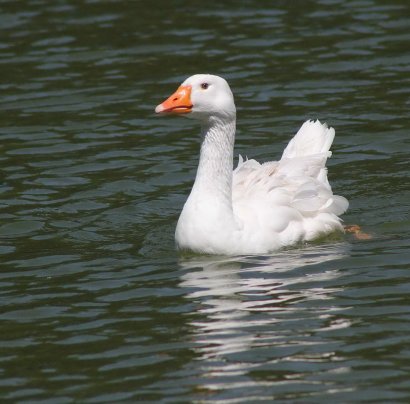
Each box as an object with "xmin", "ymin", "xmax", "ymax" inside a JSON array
[
  {"xmin": 281, "ymin": 120, "xmax": 335, "ymax": 160},
  {"xmin": 279, "ymin": 119, "xmax": 348, "ymax": 217}
]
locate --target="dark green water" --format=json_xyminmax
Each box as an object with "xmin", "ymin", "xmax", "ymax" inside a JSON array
[{"xmin": 1, "ymin": 1, "xmax": 410, "ymax": 402}]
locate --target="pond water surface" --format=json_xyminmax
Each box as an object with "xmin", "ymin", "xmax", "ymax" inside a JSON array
[{"xmin": 1, "ymin": 0, "xmax": 410, "ymax": 402}]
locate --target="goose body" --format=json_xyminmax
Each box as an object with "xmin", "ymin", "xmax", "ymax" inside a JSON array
[{"xmin": 155, "ymin": 74, "xmax": 348, "ymax": 255}]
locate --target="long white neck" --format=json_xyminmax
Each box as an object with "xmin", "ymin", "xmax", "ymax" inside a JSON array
[
  {"xmin": 176, "ymin": 114, "xmax": 238, "ymax": 253},
  {"xmin": 189, "ymin": 116, "xmax": 236, "ymax": 207}
]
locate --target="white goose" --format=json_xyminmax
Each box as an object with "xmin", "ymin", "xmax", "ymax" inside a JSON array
[{"xmin": 155, "ymin": 74, "xmax": 348, "ymax": 255}]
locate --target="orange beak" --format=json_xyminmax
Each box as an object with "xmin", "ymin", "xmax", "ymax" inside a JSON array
[{"xmin": 155, "ymin": 85, "xmax": 193, "ymax": 114}]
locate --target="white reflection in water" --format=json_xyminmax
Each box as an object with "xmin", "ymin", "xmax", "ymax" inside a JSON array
[{"xmin": 179, "ymin": 243, "xmax": 351, "ymax": 379}]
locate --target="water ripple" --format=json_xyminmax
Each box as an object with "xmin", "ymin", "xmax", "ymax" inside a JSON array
[{"xmin": 0, "ymin": 0, "xmax": 409, "ymax": 402}]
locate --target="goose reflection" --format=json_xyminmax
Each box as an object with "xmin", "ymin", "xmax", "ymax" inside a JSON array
[{"xmin": 179, "ymin": 243, "xmax": 351, "ymax": 363}]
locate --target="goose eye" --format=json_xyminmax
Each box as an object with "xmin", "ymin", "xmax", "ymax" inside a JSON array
[{"xmin": 200, "ymin": 83, "xmax": 209, "ymax": 90}]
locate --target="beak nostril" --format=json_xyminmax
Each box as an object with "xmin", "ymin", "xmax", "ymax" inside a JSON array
[{"xmin": 173, "ymin": 97, "xmax": 178, "ymax": 101}]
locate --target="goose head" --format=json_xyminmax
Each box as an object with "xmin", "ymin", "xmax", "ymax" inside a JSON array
[{"xmin": 155, "ymin": 74, "xmax": 236, "ymax": 122}]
